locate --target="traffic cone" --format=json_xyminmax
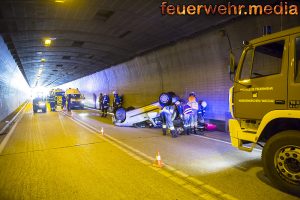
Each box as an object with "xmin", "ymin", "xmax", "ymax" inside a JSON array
[{"xmin": 153, "ymin": 151, "xmax": 164, "ymax": 168}]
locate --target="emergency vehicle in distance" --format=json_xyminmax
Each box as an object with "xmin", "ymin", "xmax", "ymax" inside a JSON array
[
  {"xmin": 65, "ymin": 88, "xmax": 85, "ymax": 110},
  {"xmin": 32, "ymin": 96, "xmax": 47, "ymax": 113},
  {"xmin": 228, "ymin": 26, "xmax": 300, "ymax": 195},
  {"xmin": 48, "ymin": 88, "xmax": 65, "ymax": 111}
]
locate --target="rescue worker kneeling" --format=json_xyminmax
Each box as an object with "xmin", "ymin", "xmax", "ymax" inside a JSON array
[{"xmin": 160, "ymin": 103, "xmax": 178, "ymax": 138}]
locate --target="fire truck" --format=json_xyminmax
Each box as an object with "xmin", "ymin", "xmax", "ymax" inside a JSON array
[{"xmin": 228, "ymin": 27, "xmax": 300, "ymax": 195}]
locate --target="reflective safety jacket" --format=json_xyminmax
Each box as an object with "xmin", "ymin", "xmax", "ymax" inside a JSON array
[
  {"xmin": 113, "ymin": 94, "xmax": 122, "ymax": 106},
  {"xmin": 102, "ymin": 95, "xmax": 110, "ymax": 108}
]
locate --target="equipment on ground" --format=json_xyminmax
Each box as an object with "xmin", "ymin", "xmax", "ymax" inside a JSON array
[{"xmin": 228, "ymin": 26, "xmax": 300, "ymax": 195}]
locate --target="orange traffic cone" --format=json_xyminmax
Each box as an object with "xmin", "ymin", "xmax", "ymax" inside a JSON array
[{"xmin": 153, "ymin": 151, "xmax": 164, "ymax": 168}]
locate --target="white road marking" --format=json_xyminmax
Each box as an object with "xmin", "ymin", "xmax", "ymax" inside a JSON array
[
  {"xmin": 193, "ymin": 134, "xmax": 262, "ymax": 152},
  {"xmin": 62, "ymin": 112, "xmax": 238, "ymax": 200}
]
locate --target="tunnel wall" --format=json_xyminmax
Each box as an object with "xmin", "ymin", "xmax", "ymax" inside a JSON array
[
  {"xmin": 0, "ymin": 37, "xmax": 30, "ymax": 121},
  {"xmin": 59, "ymin": 15, "xmax": 300, "ymax": 130}
]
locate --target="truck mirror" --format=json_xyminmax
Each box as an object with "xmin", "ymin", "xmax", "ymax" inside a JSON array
[
  {"xmin": 229, "ymin": 52, "xmax": 235, "ymax": 73},
  {"xmin": 229, "ymin": 52, "xmax": 237, "ymax": 82}
]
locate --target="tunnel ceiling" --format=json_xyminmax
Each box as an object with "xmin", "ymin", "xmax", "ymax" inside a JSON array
[{"xmin": 0, "ymin": 0, "xmax": 246, "ymax": 88}]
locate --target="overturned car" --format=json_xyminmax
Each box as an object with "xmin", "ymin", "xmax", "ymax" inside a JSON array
[
  {"xmin": 113, "ymin": 92, "xmax": 212, "ymax": 133},
  {"xmin": 113, "ymin": 92, "xmax": 179, "ymax": 127}
]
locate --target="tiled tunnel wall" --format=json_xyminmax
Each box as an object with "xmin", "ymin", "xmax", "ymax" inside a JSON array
[
  {"xmin": 0, "ymin": 37, "xmax": 30, "ymax": 122},
  {"xmin": 60, "ymin": 15, "xmax": 300, "ymax": 130}
]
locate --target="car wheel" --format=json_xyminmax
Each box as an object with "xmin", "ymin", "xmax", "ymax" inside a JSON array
[
  {"xmin": 159, "ymin": 92, "xmax": 172, "ymax": 107},
  {"xmin": 262, "ymin": 130, "xmax": 300, "ymax": 196},
  {"xmin": 115, "ymin": 107, "xmax": 126, "ymax": 123}
]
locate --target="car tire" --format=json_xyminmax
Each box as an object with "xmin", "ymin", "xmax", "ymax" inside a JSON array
[
  {"xmin": 115, "ymin": 107, "xmax": 126, "ymax": 123},
  {"xmin": 262, "ymin": 130, "xmax": 300, "ymax": 196},
  {"xmin": 159, "ymin": 92, "xmax": 172, "ymax": 107}
]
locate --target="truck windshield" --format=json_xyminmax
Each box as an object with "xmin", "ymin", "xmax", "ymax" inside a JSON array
[
  {"xmin": 239, "ymin": 40, "xmax": 284, "ymax": 80},
  {"xmin": 69, "ymin": 94, "xmax": 81, "ymax": 98},
  {"xmin": 55, "ymin": 92, "xmax": 65, "ymax": 96},
  {"xmin": 296, "ymin": 37, "xmax": 300, "ymax": 83},
  {"xmin": 251, "ymin": 40, "xmax": 284, "ymax": 78}
]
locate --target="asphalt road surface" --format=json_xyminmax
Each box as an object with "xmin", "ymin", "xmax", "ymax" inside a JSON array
[{"xmin": 0, "ymin": 104, "xmax": 298, "ymax": 200}]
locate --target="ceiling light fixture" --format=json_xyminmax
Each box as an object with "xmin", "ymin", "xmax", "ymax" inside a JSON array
[
  {"xmin": 41, "ymin": 58, "xmax": 46, "ymax": 62},
  {"xmin": 44, "ymin": 39, "xmax": 52, "ymax": 47},
  {"xmin": 55, "ymin": 0, "xmax": 65, "ymax": 3}
]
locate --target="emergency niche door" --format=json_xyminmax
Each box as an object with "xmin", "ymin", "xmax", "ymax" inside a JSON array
[
  {"xmin": 288, "ymin": 35, "xmax": 300, "ymax": 110},
  {"xmin": 234, "ymin": 37, "xmax": 289, "ymax": 119}
]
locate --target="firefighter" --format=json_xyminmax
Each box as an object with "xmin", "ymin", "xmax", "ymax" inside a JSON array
[
  {"xmin": 67, "ymin": 94, "xmax": 71, "ymax": 112},
  {"xmin": 160, "ymin": 99, "xmax": 178, "ymax": 138},
  {"xmin": 112, "ymin": 91, "xmax": 122, "ymax": 113},
  {"xmin": 62, "ymin": 95, "xmax": 66, "ymax": 109},
  {"xmin": 187, "ymin": 92, "xmax": 199, "ymax": 134},
  {"xmin": 48, "ymin": 94, "xmax": 56, "ymax": 111},
  {"xmin": 174, "ymin": 100, "xmax": 184, "ymax": 120},
  {"xmin": 98, "ymin": 93, "xmax": 103, "ymax": 110},
  {"xmin": 101, "ymin": 93, "xmax": 110, "ymax": 117}
]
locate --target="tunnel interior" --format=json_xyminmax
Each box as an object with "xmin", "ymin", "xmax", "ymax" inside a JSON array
[{"xmin": 0, "ymin": 0, "xmax": 300, "ymax": 130}]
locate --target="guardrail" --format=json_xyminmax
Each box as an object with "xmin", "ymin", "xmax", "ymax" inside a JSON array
[{"xmin": 0, "ymin": 101, "xmax": 28, "ymax": 135}]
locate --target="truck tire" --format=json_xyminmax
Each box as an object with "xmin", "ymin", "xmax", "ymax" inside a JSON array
[
  {"xmin": 115, "ymin": 107, "xmax": 126, "ymax": 123},
  {"xmin": 262, "ymin": 130, "xmax": 300, "ymax": 196}
]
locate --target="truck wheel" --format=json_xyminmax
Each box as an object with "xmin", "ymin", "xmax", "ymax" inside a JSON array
[{"xmin": 262, "ymin": 130, "xmax": 300, "ymax": 196}]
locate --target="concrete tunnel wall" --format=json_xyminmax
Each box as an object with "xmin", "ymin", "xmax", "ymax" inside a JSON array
[
  {"xmin": 59, "ymin": 15, "xmax": 300, "ymax": 131},
  {"xmin": 0, "ymin": 36, "xmax": 30, "ymax": 122}
]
